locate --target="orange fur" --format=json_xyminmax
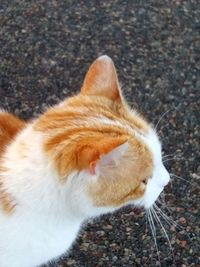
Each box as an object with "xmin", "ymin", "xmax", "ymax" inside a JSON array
[
  {"xmin": 0, "ymin": 56, "xmax": 154, "ymax": 210},
  {"xmin": 0, "ymin": 184, "xmax": 16, "ymax": 214},
  {"xmin": 0, "ymin": 112, "xmax": 25, "ymax": 158},
  {"xmin": 87, "ymin": 139, "xmax": 153, "ymax": 206},
  {"xmin": 81, "ymin": 56, "xmax": 120, "ymax": 101},
  {"xmin": 34, "ymin": 97, "xmax": 149, "ymax": 180},
  {"xmin": 0, "ymin": 112, "xmax": 25, "ymax": 214},
  {"xmin": 34, "ymin": 56, "xmax": 153, "ymax": 206}
]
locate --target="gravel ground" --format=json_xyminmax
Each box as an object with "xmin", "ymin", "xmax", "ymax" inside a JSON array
[{"xmin": 0, "ymin": 1, "xmax": 199, "ymax": 266}]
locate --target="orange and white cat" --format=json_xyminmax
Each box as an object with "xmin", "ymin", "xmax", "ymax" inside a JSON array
[{"xmin": 0, "ymin": 56, "xmax": 170, "ymax": 267}]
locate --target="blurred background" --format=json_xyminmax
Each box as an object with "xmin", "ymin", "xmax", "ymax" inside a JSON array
[{"xmin": 0, "ymin": 1, "xmax": 199, "ymax": 266}]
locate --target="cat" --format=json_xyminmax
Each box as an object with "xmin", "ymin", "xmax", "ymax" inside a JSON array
[{"xmin": 0, "ymin": 55, "xmax": 170, "ymax": 267}]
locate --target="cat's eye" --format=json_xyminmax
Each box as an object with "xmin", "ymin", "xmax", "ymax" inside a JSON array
[{"xmin": 142, "ymin": 179, "xmax": 147, "ymax": 185}]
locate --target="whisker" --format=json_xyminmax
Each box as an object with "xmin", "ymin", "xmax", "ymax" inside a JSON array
[
  {"xmin": 143, "ymin": 213, "xmax": 156, "ymax": 265},
  {"xmin": 145, "ymin": 213, "xmax": 148, "ymax": 233},
  {"xmin": 151, "ymin": 206, "xmax": 174, "ymax": 258},
  {"xmin": 149, "ymin": 209, "xmax": 157, "ymax": 240},
  {"xmin": 154, "ymin": 204, "xmax": 183, "ymax": 231},
  {"xmin": 162, "ymin": 156, "xmax": 183, "ymax": 164},
  {"xmin": 147, "ymin": 209, "xmax": 161, "ymax": 266},
  {"xmin": 162, "ymin": 152, "xmax": 183, "ymax": 159},
  {"xmin": 154, "ymin": 204, "xmax": 176, "ymax": 222},
  {"xmin": 162, "ymin": 153, "xmax": 175, "ymax": 159},
  {"xmin": 157, "ymin": 196, "xmax": 173, "ymax": 214},
  {"xmin": 154, "ymin": 204, "xmax": 176, "ymax": 223},
  {"xmin": 170, "ymin": 173, "xmax": 192, "ymax": 185},
  {"xmin": 154, "ymin": 204, "xmax": 193, "ymax": 241},
  {"xmin": 155, "ymin": 108, "xmax": 175, "ymax": 131},
  {"xmin": 163, "ymin": 158, "xmax": 176, "ymax": 163},
  {"xmin": 145, "ymin": 213, "xmax": 159, "ymax": 263}
]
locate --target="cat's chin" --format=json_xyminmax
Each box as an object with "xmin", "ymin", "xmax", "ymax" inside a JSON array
[{"xmin": 131, "ymin": 192, "xmax": 162, "ymax": 211}]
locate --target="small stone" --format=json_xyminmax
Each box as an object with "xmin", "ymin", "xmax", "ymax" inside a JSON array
[
  {"xmin": 176, "ymin": 207, "xmax": 182, "ymax": 212},
  {"xmin": 170, "ymin": 225, "xmax": 176, "ymax": 232},
  {"xmin": 191, "ymin": 173, "xmax": 200, "ymax": 179},
  {"xmin": 179, "ymin": 217, "xmax": 187, "ymax": 224},
  {"xmin": 179, "ymin": 240, "xmax": 187, "ymax": 247},
  {"xmin": 66, "ymin": 259, "xmax": 76, "ymax": 266},
  {"xmin": 104, "ymin": 225, "xmax": 112, "ymax": 230},
  {"xmin": 112, "ymin": 255, "xmax": 118, "ymax": 261}
]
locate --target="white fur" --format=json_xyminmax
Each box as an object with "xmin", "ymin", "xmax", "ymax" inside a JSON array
[
  {"xmin": 136, "ymin": 129, "xmax": 170, "ymax": 208},
  {"xmin": 98, "ymin": 55, "xmax": 112, "ymax": 62},
  {"xmin": 0, "ymin": 117, "xmax": 169, "ymax": 267},
  {"xmin": 92, "ymin": 116, "xmax": 170, "ymax": 209},
  {"xmin": 0, "ymin": 126, "xmax": 96, "ymax": 267}
]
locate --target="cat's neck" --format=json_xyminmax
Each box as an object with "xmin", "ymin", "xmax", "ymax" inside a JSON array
[{"xmin": 0, "ymin": 124, "xmax": 89, "ymax": 223}]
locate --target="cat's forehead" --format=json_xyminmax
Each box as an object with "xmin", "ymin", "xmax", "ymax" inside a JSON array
[
  {"xmin": 61, "ymin": 94, "xmax": 150, "ymax": 133},
  {"xmin": 56, "ymin": 93, "xmax": 161, "ymax": 161},
  {"xmin": 140, "ymin": 128, "xmax": 162, "ymax": 163}
]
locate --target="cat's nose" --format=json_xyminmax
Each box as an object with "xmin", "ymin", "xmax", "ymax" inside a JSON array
[
  {"xmin": 161, "ymin": 167, "xmax": 170, "ymax": 187},
  {"xmin": 155, "ymin": 165, "xmax": 170, "ymax": 188}
]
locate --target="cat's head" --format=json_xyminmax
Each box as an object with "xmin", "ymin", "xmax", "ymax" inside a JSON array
[{"xmin": 35, "ymin": 55, "xmax": 170, "ymax": 216}]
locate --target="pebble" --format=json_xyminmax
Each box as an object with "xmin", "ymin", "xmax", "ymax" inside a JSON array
[{"xmin": 179, "ymin": 217, "xmax": 187, "ymax": 225}]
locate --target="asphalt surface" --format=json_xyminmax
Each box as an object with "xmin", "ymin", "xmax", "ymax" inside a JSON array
[{"xmin": 0, "ymin": 1, "xmax": 199, "ymax": 267}]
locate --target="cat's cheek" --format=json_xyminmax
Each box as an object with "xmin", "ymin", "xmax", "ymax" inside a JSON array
[{"xmin": 142, "ymin": 179, "xmax": 165, "ymax": 209}]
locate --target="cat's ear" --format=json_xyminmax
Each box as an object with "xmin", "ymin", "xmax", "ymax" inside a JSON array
[
  {"xmin": 77, "ymin": 137, "xmax": 128, "ymax": 175},
  {"xmin": 81, "ymin": 55, "xmax": 121, "ymax": 102}
]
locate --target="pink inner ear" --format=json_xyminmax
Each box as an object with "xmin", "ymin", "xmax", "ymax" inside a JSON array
[
  {"xmin": 99, "ymin": 141, "xmax": 129, "ymax": 167},
  {"xmin": 89, "ymin": 161, "xmax": 97, "ymax": 175},
  {"xmin": 86, "ymin": 140, "xmax": 128, "ymax": 175},
  {"xmin": 81, "ymin": 55, "xmax": 121, "ymax": 101}
]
